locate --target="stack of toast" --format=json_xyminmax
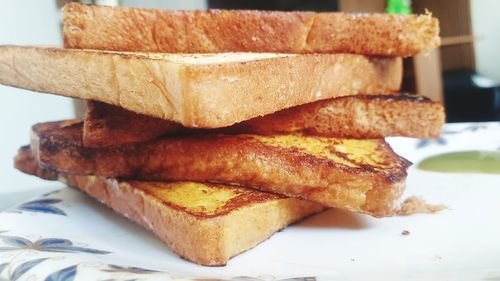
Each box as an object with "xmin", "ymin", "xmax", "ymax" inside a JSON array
[{"xmin": 0, "ymin": 3, "xmax": 444, "ymax": 266}]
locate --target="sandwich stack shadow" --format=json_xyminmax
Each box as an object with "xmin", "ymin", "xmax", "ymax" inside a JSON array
[{"xmin": 1, "ymin": 3, "xmax": 444, "ymax": 266}]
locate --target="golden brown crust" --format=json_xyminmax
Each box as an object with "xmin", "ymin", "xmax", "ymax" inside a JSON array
[
  {"xmin": 83, "ymin": 101, "xmax": 181, "ymax": 147},
  {"xmin": 240, "ymin": 94, "xmax": 445, "ymax": 138},
  {"xmin": 31, "ymin": 121, "xmax": 410, "ymax": 216},
  {"xmin": 0, "ymin": 46, "xmax": 402, "ymax": 128},
  {"xmin": 133, "ymin": 181, "xmax": 287, "ymax": 219},
  {"xmin": 84, "ymin": 94, "xmax": 445, "ymax": 147},
  {"xmin": 15, "ymin": 147, "xmax": 323, "ymax": 266},
  {"xmin": 63, "ymin": 3, "xmax": 439, "ymax": 56},
  {"xmin": 14, "ymin": 145, "xmax": 58, "ymax": 180},
  {"xmin": 64, "ymin": 176, "xmax": 323, "ymax": 266}
]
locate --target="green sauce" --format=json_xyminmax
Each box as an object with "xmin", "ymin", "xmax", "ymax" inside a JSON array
[{"xmin": 418, "ymin": 151, "xmax": 500, "ymax": 174}]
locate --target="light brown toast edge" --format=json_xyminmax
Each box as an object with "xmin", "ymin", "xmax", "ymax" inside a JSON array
[
  {"xmin": 63, "ymin": 3, "xmax": 440, "ymax": 57},
  {"xmin": 0, "ymin": 46, "xmax": 402, "ymax": 128},
  {"xmin": 83, "ymin": 94, "xmax": 445, "ymax": 147}
]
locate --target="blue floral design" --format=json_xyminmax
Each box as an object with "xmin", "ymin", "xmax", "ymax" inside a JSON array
[
  {"xmin": 196, "ymin": 277, "xmax": 316, "ymax": 281},
  {"xmin": 463, "ymin": 124, "xmax": 488, "ymax": 132},
  {"xmin": 276, "ymin": 278, "xmax": 315, "ymax": 281},
  {"xmin": 416, "ymin": 137, "xmax": 447, "ymax": 149},
  {"xmin": 0, "ymin": 263, "xmax": 7, "ymax": 275},
  {"xmin": 101, "ymin": 279, "xmax": 138, "ymax": 281},
  {"xmin": 442, "ymin": 124, "xmax": 489, "ymax": 135},
  {"xmin": 0, "ymin": 235, "xmax": 110, "ymax": 254},
  {"xmin": 10, "ymin": 258, "xmax": 49, "ymax": 281},
  {"xmin": 43, "ymin": 190, "xmax": 61, "ymax": 197},
  {"xmin": 13, "ymin": 198, "xmax": 66, "ymax": 216},
  {"xmin": 442, "ymin": 129, "xmax": 460, "ymax": 135},
  {"xmin": 45, "ymin": 265, "xmax": 77, "ymax": 281},
  {"xmin": 102, "ymin": 264, "xmax": 159, "ymax": 274}
]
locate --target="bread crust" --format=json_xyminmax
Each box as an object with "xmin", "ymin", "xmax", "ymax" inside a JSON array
[
  {"xmin": 83, "ymin": 94, "xmax": 445, "ymax": 147},
  {"xmin": 14, "ymin": 145, "xmax": 58, "ymax": 180},
  {"xmin": 31, "ymin": 121, "xmax": 411, "ymax": 217},
  {"xmin": 83, "ymin": 101, "xmax": 181, "ymax": 147},
  {"xmin": 0, "ymin": 46, "xmax": 402, "ymax": 128},
  {"xmin": 14, "ymin": 147, "xmax": 322, "ymax": 266},
  {"xmin": 65, "ymin": 176, "xmax": 322, "ymax": 266},
  {"xmin": 63, "ymin": 3, "xmax": 439, "ymax": 56},
  {"xmin": 241, "ymin": 94, "xmax": 445, "ymax": 138}
]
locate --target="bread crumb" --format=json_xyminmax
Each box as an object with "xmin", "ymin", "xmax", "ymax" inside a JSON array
[
  {"xmin": 395, "ymin": 196, "xmax": 447, "ymax": 216},
  {"xmin": 401, "ymin": 230, "xmax": 410, "ymax": 236}
]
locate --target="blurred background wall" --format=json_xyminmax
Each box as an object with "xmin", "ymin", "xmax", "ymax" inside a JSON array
[
  {"xmin": 0, "ymin": 0, "xmax": 73, "ymax": 193},
  {"xmin": 472, "ymin": 0, "xmax": 500, "ymax": 82}
]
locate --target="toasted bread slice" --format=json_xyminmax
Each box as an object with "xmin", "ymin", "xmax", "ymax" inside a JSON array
[
  {"xmin": 0, "ymin": 46, "xmax": 402, "ymax": 128},
  {"xmin": 84, "ymin": 101, "xmax": 182, "ymax": 147},
  {"xmin": 84, "ymin": 94, "xmax": 445, "ymax": 147},
  {"xmin": 14, "ymin": 146, "xmax": 323, "ymax": 266},
  {"xmin": 31, "ymin": 121, "xmax": 411, "ymax": 217},
  {"xmin": 63, "ymin": 3, "xmax": 439, "ymax": 57},
  {"xmin": 14, "ymin": 145, "xmax": 58, "ymax": 181}
]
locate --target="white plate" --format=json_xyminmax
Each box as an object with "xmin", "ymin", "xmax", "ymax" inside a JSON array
[{"xmin": 1, "ymin": 122, "xmax": 500, "ymax": 281}]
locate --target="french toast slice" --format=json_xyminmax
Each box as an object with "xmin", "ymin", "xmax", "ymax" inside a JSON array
[
  {"xmin": 84, "ymin": 94, "xmax": 445, "ymax": 147},
  {"xmin": 63, "ymin": 3, "xmax": 440, "ymax": 57},
  {"xmin": 31, "ymin": 121, "xmax": 411, "ymax": 217},
  {"xmin": 14, "ymin": 146, "xmax": 324, "ymax": 266}
]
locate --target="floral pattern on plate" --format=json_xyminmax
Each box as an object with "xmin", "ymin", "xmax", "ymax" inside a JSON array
[{"xmin": 0, "ymin": 190, "xmax": 315, "ymax": 280}]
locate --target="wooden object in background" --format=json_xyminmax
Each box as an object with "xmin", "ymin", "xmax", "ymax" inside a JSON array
[
  {"xmin": 338, "ymin": 0, "xmax": 385, "ymax": 12},
  {"xmin": 441, "ymin": 35, "xmax": 476, "ymax": 46},
  {"xmin": 413, "ymin": 48, "xmax": 444, "ymax": 102},
  {"xmin": 338, "ymin": 0, "xmax": 444, "ymax": 101},
  {"xmin": 413, "ymin": 0, "xmax": 475, "ymax": 71}
]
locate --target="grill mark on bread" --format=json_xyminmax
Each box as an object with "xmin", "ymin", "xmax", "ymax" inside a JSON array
[
  {"xmin": 136, "ymin": 181, "xmax": 284, "ymax": 219},
  {"xmin": 352, "ymin": 93, "xmax": 434, "ymax": 103}
]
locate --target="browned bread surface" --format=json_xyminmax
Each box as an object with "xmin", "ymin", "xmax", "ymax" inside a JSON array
[
  {"xmin": 64, "ymin": 3, "xmax": 439, "ymax": 56},
  {"xmin": 15, "ymin": 147, "xmax": 323, "ymax": 266},
  {"xmin": 0, "ymin": 46, "xmax": 402, "ymax": 128},
  {"xmin": 84, "ymin": 94, "xmax": 445, "ymax": 147},
  {"xmin": 83, "ymin": 101, "xmax": 181, "ymax": 147},
  {"xmin": 31, "ymin": 120, "xmax": 411, "ymax": 217},
  {"xmin": 236, "ymin": 94, "xmax": 445, "ymax": 138},
  {"xmin": 14, "ymin": 145, "xmax": 58, "ymax": 180}
]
